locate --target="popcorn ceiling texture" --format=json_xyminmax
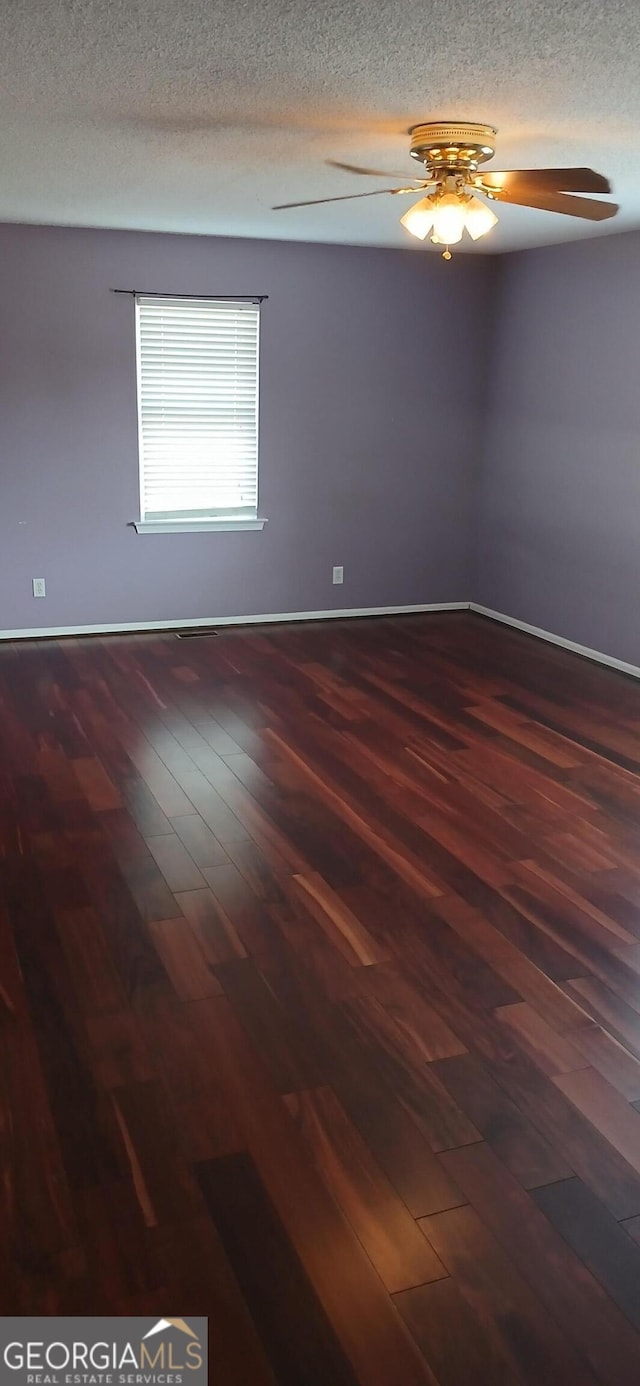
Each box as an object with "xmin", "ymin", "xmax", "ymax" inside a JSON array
[{"xmin": 0, "ymin": 0, "xmax": 638, "ymax": 251}]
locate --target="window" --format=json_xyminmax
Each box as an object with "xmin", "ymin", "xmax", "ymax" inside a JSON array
[{"xmin": 135, "ymin": 295, "xmax": 263, "ymax": 532}]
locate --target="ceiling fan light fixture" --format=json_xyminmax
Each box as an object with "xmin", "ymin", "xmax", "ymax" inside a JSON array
[
  {"xmin": 402, "ymin": 188, "xmax": 499, "ymax": 254},
  {"xmin": 431, "ymin": 193, "xmax": 466, "ymax": 245},
  {"xmin": 463, "ymin": 194, "xmax": 499, "ymax": 240},
  {"xmin": 273, "ymin": 121, "xmax": 617, "ymax": 261},
  {"xmin": 399, "ymin": 196, "xmax": 435, "ymax": 240}
]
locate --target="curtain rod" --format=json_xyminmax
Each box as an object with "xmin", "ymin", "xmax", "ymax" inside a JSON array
[{"xmin": 111, "ymin": 289, "xmax": 267, "ymax": 302}]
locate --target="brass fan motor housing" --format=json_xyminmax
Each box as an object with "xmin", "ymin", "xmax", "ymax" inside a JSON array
[{"xmin": 409, "ymin": 122, "xmax": 497, "ymax": 173}]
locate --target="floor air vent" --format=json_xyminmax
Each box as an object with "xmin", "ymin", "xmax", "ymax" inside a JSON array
[{"xmin": 175, "ymin": 629, "xmax": 219, "ymax": 639}]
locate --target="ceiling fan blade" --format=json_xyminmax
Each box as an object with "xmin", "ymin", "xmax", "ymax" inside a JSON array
[
  {"xmin": 478, "ymin": 167, "xmax": 611, "ymax": 194},
  {"xmin": 327, "ymin": 159, "xmax": 426, "ymax": 181},
  {"xmin": 485, "ymin": 186, "xmax": 619, "ymax": 220},
  {"xmin": 272, "ymin": 187, "xmax": 410, "ymax": 210}
]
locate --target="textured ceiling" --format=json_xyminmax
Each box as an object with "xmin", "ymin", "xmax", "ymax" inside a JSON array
[{"xmin": 1, "ymin": 0, "xmax": 639, "ymax": 253}]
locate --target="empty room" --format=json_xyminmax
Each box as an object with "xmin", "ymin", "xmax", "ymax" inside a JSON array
[{"xmin": 2, "ymin": 0, "xmax": 640, "ymax": 1382}]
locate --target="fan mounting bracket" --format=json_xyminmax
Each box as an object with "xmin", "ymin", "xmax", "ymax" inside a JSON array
[{"xmin": 409, "ymin": 122, "xmax": 497, "ymax": 173}]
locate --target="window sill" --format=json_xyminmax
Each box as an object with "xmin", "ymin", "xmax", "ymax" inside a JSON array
[{"xmin": 133, "ymin": 518, "xmax": 268, "ymax": 534}]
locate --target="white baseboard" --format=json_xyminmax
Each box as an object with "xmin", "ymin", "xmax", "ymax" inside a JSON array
[
  {"xmin": 3, "ymin": 599, "xmax": 636, "ymax": 682},
  {"xmin": 0, "ymin": 601, "xmax": 470, "ymax": 642},
  {"xmin": 470, "ymin": 603, "xmax": 640, "ymax": 681}
]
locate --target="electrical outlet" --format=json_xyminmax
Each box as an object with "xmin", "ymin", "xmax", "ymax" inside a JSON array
[
  {"xmin": 32, "ymin": 577, "xmax": 46, "ymax": 598},
  {"xmin": 332, "ymin": 565, "xmax": 344, "ymax": 585}
]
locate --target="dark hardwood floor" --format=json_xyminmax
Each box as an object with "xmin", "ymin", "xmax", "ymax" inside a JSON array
[{"xmin": 3, "ymin": 610, "xmax": 640, "ymax": 1382}]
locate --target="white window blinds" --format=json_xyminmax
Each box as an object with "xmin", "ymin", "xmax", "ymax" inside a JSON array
[{"xmin": 136, "ymin": 295, "xmax": 260, "ymax": 522}]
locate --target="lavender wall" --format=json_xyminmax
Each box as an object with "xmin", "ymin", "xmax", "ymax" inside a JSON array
[
  {"xmin": 475, "ymin": 231, "xmax": 640, "ymax": 667},
  {"xmin": 0, "ymin": 223, "xmax": 490, "ymax": 633}
]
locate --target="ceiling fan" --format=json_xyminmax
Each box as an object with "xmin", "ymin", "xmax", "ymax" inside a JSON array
[{"xmin": 273, "ymin": 122, "xmax": 618, "ymax": 258}]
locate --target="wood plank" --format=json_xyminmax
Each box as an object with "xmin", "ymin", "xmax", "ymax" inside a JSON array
[
  {"xmin": 352, "ymin": 962, "xmax": 468, "ymax": 1062},
  {"xmin": 54, "ymin": 906, "xmax": 127, "ymax": 1016},
  {"xmin": 170, "ymin": 813, "xmax": 229, "ymax": 868},
  {"xmin": 284, "ymin": 1086, "xmax": 447, "ymax": 1293},
  {"xmin": 73, "ymin": 1177, "xmax": 162, "ymax": 1308},
  {"xmin": 343, "ymin": 985, "xmax": 455, "ymax": 1073},
  {"xmin": 74, "ymin": 852, "xmax": 176, "ymax": 1000},
  {"xmin": 534, "ymin": 1177, "xmax": 640, "ymax": 1334},
  {"xmin": 292, "ymin": 871, "xmax": 389, "ymax": 966},
  {"xmin": 432, "ymin": 1053, "xmax": 573, "ymax": 1188},
  {"xmin": 145, "ymin": 831, "xmax": 207, "ymax": 891},
  {"xmin": 150, "ymin": 1214, "xmax": 277, "ymax": 1386},
  {"xmin": 621, "ymin": 1215, "xmax": 640, "ymax": 1246},
  {"xmin": 124, "ymin": 746, "xmax": 195, "ymax": 818},
  {"xmin": 552, "ymin": 1066, "xmax": 640, "ymax": 1176},
  {"xmin": 332, "ymin": 1047, "xmax": 468, "ymax": 1218},
  {"xmin": 72, "ymin": 757, "xmax": 123, "ymax": 811},
  {"xmin": 111, "ymin": 1079, "xmax": 200, "ymax": 1226},
  {"xmin": 343, "ymin": 997, "xmax": 483, "ymax": 1154},
  {"xmin": 419, "ymin": 1203, "xmax": 600, "ymax": 1386},
  {"xmin": 116, "ymin": 851, "xmax": 183, "ymax": 924},
  {"xmin": 84, "ymin": 1008, "xmax": 155, "ymax": 1090},
  {"xmin": 176, "ymin": 887, "xmax": 247, "ymax": 963},
  {"xmin": 2, "ymin": 859, "xmax": 126, "ymax": 1191},
  {"xmin": 265, "ymin": 727, "xmax": 445, "ymax": 904},
  {"xmin": 565, "ymin": 975, "xmax": 640, "ymax": 1057},
  {"xmin": 215, "ymin": 957, "xmax": 325, "ymax": 1093},
  {"xmin": 188, "ymin": 995, "xmax": 437, "ymax": 1386},
  {"xmin": 1, "ymin": 1004, "xmax": 78, "ymax": 1265},
  {"xmin": 174, "ymin": 768, "xmax": 250, "ymax": 845},
  {"xmin": 149, "ymin": 918, "xmax": 224, "ymax": 1001},
  {"xmin": 488, "ymin": 1055, "xmax": 640, "ymax": 1219},
  {"xmin": 494, "ymin": 1000, "xmax": 589, "ymax": 1076},
  {"xmin": 197, "ymin": 1152, "xmax": 359, "ymax": 1386},
  {"xmin": 570, "ymin": 1024, "xmax": 640, "ymax": 1101},
  {"xmin": 441, "ymin": 1142, "xmax": 640, "ymax": 1386},
  {"xmin": 203, "ymin": 862, "xmax": 280, "ymax": 957},
  {"xmin": 434, "ymin": 894, "xmax": 593, "ymax": 1033},
  {"xmin": 395, "ymin": 1278, "xmax": 519, "ymax": 1386}
]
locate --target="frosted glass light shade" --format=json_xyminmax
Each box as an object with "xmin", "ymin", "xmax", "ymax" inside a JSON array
[
  {"xmin": 431, "ymin": 194, "xmax": 466, "ymax": 245},
  {"xmin": 400, "ymin": 189, "xmax": 499, "ymax": 250},
  {"xmin": 400, "ymin": 197, "xmax": 435, "ymax": 240},
  {"xmin": 464, "ymin": 195, "xmax": 499, "ymax": 240}
]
